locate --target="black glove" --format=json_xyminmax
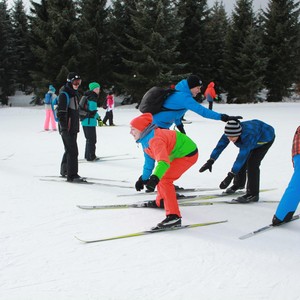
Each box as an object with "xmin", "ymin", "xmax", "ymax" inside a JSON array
[
  {"xmin": 145, "ymin": 175, "xmax": 160, "ymax": 192},
  {"xmin": 199, "ymin": 159, "xmax": 214, "ymax": 173},
  {"xmin": 177, "ymin": 124, "xmax": 186, "ymax": 134},
  {"xmin": 135, "ymin": 176, "xmax": 148, "ymax": 191},
  {"xmin": 221, "ymin": 114, "xmax": 243, "ymax": 122},
  {"xmin": 219, "ymin": 172, "xmax": 235, "ymax": 189}
]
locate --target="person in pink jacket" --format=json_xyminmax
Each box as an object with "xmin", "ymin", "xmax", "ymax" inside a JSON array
[
  {"xmin": 103, "ymin": 92, "xmax": 115, "ymax": 126},
  {"xmin": 204, "ymin": 81, "xmax": 217, "ymax": 110},
  {"xmin": 44, "ymin": 85, "xmax": 57, "ymax": 131}
]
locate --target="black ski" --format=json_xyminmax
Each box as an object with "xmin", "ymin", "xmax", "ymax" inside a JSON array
[
  {"xmin": 75, "ymin": 220, "xmax": 228, "ymax": 243},
  {"xmin": 239, "ymin": 214, "xmax": 300, "ymax": 240}
]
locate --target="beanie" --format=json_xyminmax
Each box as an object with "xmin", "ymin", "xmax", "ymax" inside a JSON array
[
  {"xmin": 224, "ymin": 120, "xmax": 242, "ymax": 137},
  {"xmin": 130, "ymin": 113, "xmax": 153, "ymax": 132},
  {"xmin": 49, "ymin": 85, "xmax": 56, "ymax": 93},
  {"xmin": 67, "ymin": 72, "xmax": 81, "ymax": 82},
  {"xmin": 89, "ymin": 82, "xmax": 101, "ymax": 91},
  {"xmin": 187, "ymin": 75, "xmax": 202, "ymax": 89}
]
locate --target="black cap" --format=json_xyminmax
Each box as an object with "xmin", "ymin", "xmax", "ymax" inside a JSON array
[
  {"xmin": 187, "ymin": 75, "xmax": 202, "ymax": 89},
  {"xmin": 67, "ymin": 72, "xmax": 81, "ymax": 82}
]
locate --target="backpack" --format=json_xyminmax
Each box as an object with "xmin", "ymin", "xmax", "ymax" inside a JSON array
[
  {"xmin": 44, "ymin": 93, "xmax": 52, "ymax": 105},
  {"xmin": 51, "ymin": 91, "xmax": 70, "ymax": 122},
  {"xmin": 139, "ymin": 87, "xmax": 176, "ymax": 115},
  {"xmin": 78, "ymin": 95, "xmax": 89, "ymax": 121}
]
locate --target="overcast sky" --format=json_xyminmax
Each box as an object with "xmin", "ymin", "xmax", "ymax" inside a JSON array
[{"xmin": 8, "ymin": 0, "xmax": 269, "ymax": 14}]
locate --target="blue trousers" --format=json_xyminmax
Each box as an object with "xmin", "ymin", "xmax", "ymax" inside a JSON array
[{"xmin": 275, "ymin": 154, "xmax": 300, "ymax": 221}]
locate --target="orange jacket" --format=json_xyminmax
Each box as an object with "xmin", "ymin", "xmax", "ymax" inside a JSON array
[{"xmin": 204, "ymin": 82, "xmax": 217, "ymax": 99}]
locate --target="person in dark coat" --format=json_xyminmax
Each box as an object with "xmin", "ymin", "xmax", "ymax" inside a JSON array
[
  {"xmin": 199, "ymin": 119, "xmax": 275, "ymax": 203},
  {"xmin": 57, "ymin": 72, "xmax": 85, "ymax": 182}
]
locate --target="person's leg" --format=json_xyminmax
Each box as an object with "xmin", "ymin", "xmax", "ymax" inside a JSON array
[
  {"xmin": 247, "ymin": 139, "xmax": 274, "ymax": 196},
  {"xmin": 274, "ymin": 155, "xmax": 300, "ymax": 222},
  {"xmin": 50, "ymin": 110, "xmax": 57, "ymax": 130},
  {"xmin": 62, "ymin": 133, "xmax": 79, "ymax": 179},
  {"xmin": 44, "ymin": 109, "xmax": 50, "ymax": 130},
  {"xmin": 156, "ymin": 153, "xmax": 198, "ymax": 217}
]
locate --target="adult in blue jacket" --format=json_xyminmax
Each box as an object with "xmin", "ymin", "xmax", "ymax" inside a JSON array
[
  {"xmin": 199, "ymin": 120, "xmax": 275, "ymax": 203},
  {"xmin": 152, "ymin": 75, "xmax": 241, "ymax": 133},
  {"xmin": 272, "ymin": 126, "xmax": 300, "ymax": 225}
]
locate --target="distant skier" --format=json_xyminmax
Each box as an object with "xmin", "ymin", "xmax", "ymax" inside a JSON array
[
  {"xmin": 272, "ymin": 126, "xmax": 300, "ymax": 225},
  {"xmin": 199, "ymin": 119, "xmax": 275, "ymax": 203},
  {"xmin": 204, "ymin": 81, "xmax": 217, "ymax": 110},
  {"xmin": 130, "ymin": 113, "xmax": 198, "ymax": 229}
]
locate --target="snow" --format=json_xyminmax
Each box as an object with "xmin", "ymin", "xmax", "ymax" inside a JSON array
[{"xmin": 1, "ymin": 98, "xmax": 300, "ymax": 300}]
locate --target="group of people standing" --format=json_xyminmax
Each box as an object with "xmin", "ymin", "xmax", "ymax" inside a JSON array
[{"xmin": 44, "ymin": 72, "xmax": 115, "ymax": 182}]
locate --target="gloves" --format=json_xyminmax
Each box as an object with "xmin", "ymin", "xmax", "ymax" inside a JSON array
[
  {"xmin": 177, "ymin": 124, "xmax": 186, "ymax": 134},
  {"xmin": 219, "ymin": 172, "xmax": 235, "ymax": 189},
  {"xmin": 199, "ymin": 159, "xmax": 214, "ymax": 173},
  {"xmin": 135, "ymin": 176, "xmax": 148, "ymax": 191},
  {"xmin": 145, "ymin": 175, "xmax": 160, "ymax": 192},
  {"xmin": 97, "ymin": 117, "xmax": 104, "ymax": 127},
  {"xmin": 221, "ymin": 114, "xmax": 243, "ymax": 122}
]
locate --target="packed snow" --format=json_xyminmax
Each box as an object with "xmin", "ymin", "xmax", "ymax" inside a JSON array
[{"xmin": 1, "ymin": 96, "xmax": 299, "ymax": 300}]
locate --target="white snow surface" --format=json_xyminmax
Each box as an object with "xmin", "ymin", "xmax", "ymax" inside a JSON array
[{"xmin": 1, "ymin": 99, "xmax": 300, "ymax": 300}]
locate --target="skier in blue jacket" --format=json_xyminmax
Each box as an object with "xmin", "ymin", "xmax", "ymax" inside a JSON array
[
  {"xmin": 152, "ymin": 75, "xmax": 242, "ymax": 133},
  {"xmin": 199, "ymin": 119, "xmax": 275, "ymax": 203}
]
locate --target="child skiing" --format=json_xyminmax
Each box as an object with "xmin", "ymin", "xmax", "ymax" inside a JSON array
[
  {"xmin": 199, "ymin": 119, "xmax": 275, "ymax": 203},
  {"xmin": 130, "ymin": 113, "xmax": 198, "ymax": 229}
]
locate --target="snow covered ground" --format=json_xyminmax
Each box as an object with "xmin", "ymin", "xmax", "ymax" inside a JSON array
[{"xmin": 1, "ymin": 98, "xmax": 300, "ymax": 300}]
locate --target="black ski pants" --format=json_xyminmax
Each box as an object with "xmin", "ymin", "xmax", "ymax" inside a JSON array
[
  {"xmin": 83, "ymin": 126, "xmax": 97, "ymax": 161},
  {"xmin": 233, "ymin": 138, "xmax": 275, "ymax": 196},
  {"xmin": 60, "ymin": 133, "xmax": 79, "ymax": 179}
]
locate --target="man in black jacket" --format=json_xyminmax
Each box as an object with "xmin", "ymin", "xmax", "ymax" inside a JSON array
[{"xmin": 57, "ymin": 72, "xmax": 85, "ymax": 182}]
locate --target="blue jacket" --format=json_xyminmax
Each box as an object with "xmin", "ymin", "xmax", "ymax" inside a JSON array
[
  {"xmin": 152, "ymin": 79, "xmax": 221, "ymax": 128},
  {"xmin": 210, "ymin": 120, "xmax": 275, "ymax": 174}
]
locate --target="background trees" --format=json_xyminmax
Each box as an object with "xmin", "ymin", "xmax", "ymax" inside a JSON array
[{"xmin": 0, "ymin": 0, "xmax": 299, "ymax": 104}]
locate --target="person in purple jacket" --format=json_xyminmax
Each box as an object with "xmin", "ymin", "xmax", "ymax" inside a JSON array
[{"xmin": 199, "ymin": 120, "xmax": 275, "ymax": 203}]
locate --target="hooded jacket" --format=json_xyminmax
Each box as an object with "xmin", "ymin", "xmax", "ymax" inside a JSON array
[{"xmin": 152, "ymin": 79, "xmax": 221, "ymax": 129}]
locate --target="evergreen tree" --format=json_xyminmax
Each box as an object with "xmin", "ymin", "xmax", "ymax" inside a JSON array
[
  {"xmin": 29, "ymin": 0, "xmax": 80, "ymax": 93},
  {"xmin": 0, "ymin": 0, "xmax": 15, "ymax": 104},
  {"xmin": 176, "ymin": 0, "xmax": 210, "ymax": 79},
  {"xmin": 223, "ymin": 0, "xmax": 264, "ymax": 103},
  {"xmin": 114, "ymin": 0, "xmax": 182, "ymax": 101},
  {"xmin": 204, "ymin": 1, "xmax": 228, "ymax": 90},
  {"xmin": 77, "ymin": 0, "xmax": 110, "ymax": 89},
  {"xmin": 11, "ymin": 0, "xmax": 32, "ymax": 91},
  {"xmin": 262, "ymin": 0, "xmax": 300, "ymax": 102}
]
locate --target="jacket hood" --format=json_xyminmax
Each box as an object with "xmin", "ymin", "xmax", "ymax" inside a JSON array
[
  {"xmin": 208, "ymin": 82, "xmax": 215, "ymax": 88},
  {"xmin": 175, "ymin": 79, "xmax": 192, "ymax": 96}
]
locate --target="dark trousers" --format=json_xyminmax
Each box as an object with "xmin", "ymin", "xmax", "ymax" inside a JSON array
[
  {"xmin": 208, "ymin": 101, "xmax": 213, "ymax": 110},
  {"xmin": 83, "ymin": 126, "xmax": 97, "ymax": 161},
  {"xmin": 60, "ymin": 133, "xmax": 79, "ymax": 178},
  {"xmin": 103, "ymin": 110, "xmax": 113, "ymax": 125},
  {"xmin": 233, "ymin": 138, "xmax": 275, "ymax": 196}
]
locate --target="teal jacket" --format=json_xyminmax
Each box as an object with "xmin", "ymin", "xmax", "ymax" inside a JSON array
[{"xmin": 81, "ymin": 91, "xmax": 100, "ymax": 127}]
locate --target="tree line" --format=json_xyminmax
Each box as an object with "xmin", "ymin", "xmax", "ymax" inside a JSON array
[{"xmin": 0, "ymin": 0, "xmax": 299, "ymax": 105}]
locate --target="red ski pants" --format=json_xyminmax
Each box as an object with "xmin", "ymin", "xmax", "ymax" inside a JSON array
[{"xmin": 156, "ymin": 152, "xmax": 198, "ymax": 217}]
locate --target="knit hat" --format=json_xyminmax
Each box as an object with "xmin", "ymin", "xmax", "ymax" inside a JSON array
[
  {"xmin": 67, "ymin": 72, "xmax": 81, "ymax": 82},
  {"xmin": 224, "ymin": 120, "xmax": 242, "ymax": 136},
  {"xmin": 89, "ymin": 82, "xmax": 101, "ymax": 91},
  {"xmin": 130, "ymin": 113, "xmax": 153, "ymax": 132},
  {"xmin": 187, "ymin": 75, "xmax": 203, "ymax": 89},
  {"xmin": 49, "ymin": 85, "xmax": 56, "ymax": 93}
]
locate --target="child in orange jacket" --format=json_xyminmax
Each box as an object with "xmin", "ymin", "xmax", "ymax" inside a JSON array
[
  {"xmin": 130, "ymin": 113, "xmax": 198, "ymax": 230},
  {"xmin": 204, "ymin": 82, "xmax": 217, "ymax": 110}
]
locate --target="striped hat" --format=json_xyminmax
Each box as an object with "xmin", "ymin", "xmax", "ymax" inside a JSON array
[{"xmin": 224, "ymin": 120, "xmax": 242, "ymax": 136}]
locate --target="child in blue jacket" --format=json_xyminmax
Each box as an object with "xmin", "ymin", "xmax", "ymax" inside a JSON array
[
  {"xmin": 81, "ymin": 82, "xmax": 101, "ymax": 161},
  {"xmin": 200, "ymin": 120, "xmax": 275, "ymax": 203}
]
